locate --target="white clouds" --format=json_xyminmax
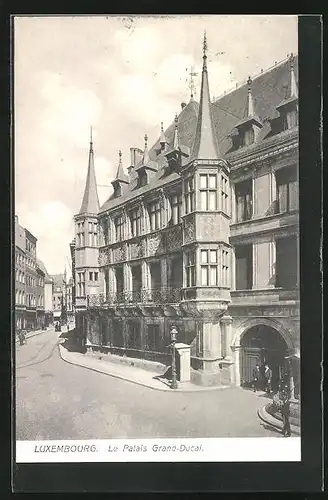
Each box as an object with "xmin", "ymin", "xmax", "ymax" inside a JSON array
[{"xmin": 15, "ymin": 15, "xmax": 298, "ymax": 273}]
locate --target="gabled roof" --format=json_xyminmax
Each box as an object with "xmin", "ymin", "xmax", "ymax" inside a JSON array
[
  {"xmin": 79, "ymin": 138, "xmax": 100, "ymax": 215},
  {"xmin": 112, "ymin": 151, "xmax": 129, "ymax": 185},
  {"xmin": 99, "ymin": 55, "xmax": 298, "ymax": 215}
]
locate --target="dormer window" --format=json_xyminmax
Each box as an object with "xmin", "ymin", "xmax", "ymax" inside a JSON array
[
  {"xmin": 282, "ymin": 108, "xmax": 298, "ymax": 130},
  {"xmin": 113, "ymin": 184, "xmax": 122, "ymax": 198},
  {"xmin": 240, "ymin": 126, "xmax": 255, "ymax": 147},
  {"xmin": 138, "ymin": 170, "xmax": 148, "ymax": 188}
]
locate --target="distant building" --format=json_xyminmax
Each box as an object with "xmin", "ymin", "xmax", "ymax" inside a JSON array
[
  {"xmin": 51, "ymin": 274, "xmax": 65, "ymax": 322},
  {"xmin": 66, "ymin": 277, "xmax": 74, "ymax": 322},
  {"xmin": 72, "ymin": 39, "xmax": 299, "ymax": 392},
  {"xmin": 15, "ymin": 216, "xmax": 27, "ymax": 330},
  {"xmin": 36, "ymin": 261, "xmax": 45, "ymax": 329}
]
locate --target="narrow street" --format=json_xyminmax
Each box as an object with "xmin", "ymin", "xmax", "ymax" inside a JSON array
[{"xmin": 15, "ymin": 329, "xmax": 279, "ymax": 440}]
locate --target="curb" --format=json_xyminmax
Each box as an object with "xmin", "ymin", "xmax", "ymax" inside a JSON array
[
  {"xmin": 58, "ymin": 344, "xmax": 230, "ymax": 393},
  {"xmin": 257, "ymin": 406, "xmax": 300, "ymax": 436}
]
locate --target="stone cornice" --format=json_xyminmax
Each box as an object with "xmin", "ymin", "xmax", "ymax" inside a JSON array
[{"xmin": 227, "ymin": 128, "xmax": 298, "ymax": 170}]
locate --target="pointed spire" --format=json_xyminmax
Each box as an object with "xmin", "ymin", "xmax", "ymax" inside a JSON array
[
  {"xmin": 79, "ymin": 132, "xmax": 100, "ymax": 215},
  {"xmin": 191, "ymin": 32, "xmax": 221, "ymax": 160},
  {"xmin": 143, "ymin": 133, "xmax": 150, "ymax": 164},
  {"xmin": 173, "ymin": 113, "xmax": 179, "ymax": 150},
  {"xmin": 160, "ymin": 122, "xmax": 167, "ymax": 151},
  {"xmin": 246, "ymin": 76, "xmax": 255, "ymax": 117},
  {"xmin": 114, "ymin": 150, "xmax": 129, "ymax": 183},
  {"xmin": 290, "ymin": 53, "xmax": 298, "ymax": 98}
]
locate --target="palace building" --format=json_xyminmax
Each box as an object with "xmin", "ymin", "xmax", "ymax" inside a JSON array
[{"xmin": 73, "ymin": 36, "xmax": 299, "ymax": 392}]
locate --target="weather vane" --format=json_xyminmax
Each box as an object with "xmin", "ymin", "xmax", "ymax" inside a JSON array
[{"xmin": 187, "ymin": 65, "xmax": 198, "ymax": 99}]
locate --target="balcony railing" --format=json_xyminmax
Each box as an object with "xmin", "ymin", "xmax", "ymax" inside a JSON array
[{"xmin": 87, "ymin": 287, "xmax": 183, "ymax": 308}]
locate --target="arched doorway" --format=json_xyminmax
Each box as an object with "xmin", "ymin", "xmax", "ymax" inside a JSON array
[{"xmin": 240, "ymin": 325, "xmax": 289, "ymax": 392}]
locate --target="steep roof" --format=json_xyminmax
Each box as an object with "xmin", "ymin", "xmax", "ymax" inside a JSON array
[
  {"xmin": 79, "ymin": 137, "xmax": 100, "ymax": 215},
  {"xmin": 190, "ymin": 35, "xmax": 221, "ymax": 161},
  {"xmin": 36, "ymin": 258, "xmax": 49, "ymax": 277},
  {"xmin": 99, "ymin": 56, "xmax": 298, "ymax": 215}
]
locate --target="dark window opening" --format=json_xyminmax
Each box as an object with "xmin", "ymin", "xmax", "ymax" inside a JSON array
[
  {"xmin": 235, "ymin": 244, "xmax": 253, "ymax": 290},
  {"xmin": 276, "ymin": 236, "xmax": 298, "ymax": 289},
  {"xmin": 276, "ymin": 166, "xmax": 298, "ymax": 213},
  {"xmin": 145, "ymin": 324, "xmax": 160, "ymax": 351},
  {"xmin": 235, "ymin": 179, "xmax": 253, "ymax": 222}
]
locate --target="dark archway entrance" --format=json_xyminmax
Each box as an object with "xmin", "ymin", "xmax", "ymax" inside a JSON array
[{"xmin": 240, "ymin": 325, "xmax": 289, "ymax": 392}]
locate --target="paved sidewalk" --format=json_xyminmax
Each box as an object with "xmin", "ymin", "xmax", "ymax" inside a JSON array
[{"xmin": 58, "ymin": 343, "xmax": 230, "ymax": 393}]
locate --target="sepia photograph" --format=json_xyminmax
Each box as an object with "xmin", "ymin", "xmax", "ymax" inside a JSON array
[{"xmin": 14, "ymin": 14, "xmax": 301, "ymax": 464}]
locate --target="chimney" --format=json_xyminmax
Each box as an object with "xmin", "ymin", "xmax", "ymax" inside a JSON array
[
  {"xmin": 129, "ymin": 147, "xmax": 144, "ymax": 174},
  {"xmin": 181, "ymin": 102, "xmax": 187, "ymax": 110}
]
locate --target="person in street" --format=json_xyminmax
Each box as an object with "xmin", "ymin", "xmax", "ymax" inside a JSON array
[
  {"xmin": 252, "ymin": 364, "xmax": 261, "ymax": 392},
  {"xmin": 67, "ymin": 323, "xmax": 69, "ymax": 332},
  {"xmin": 264, "ymin": 364, "xmax": 272, "ymax": 394},
  {"xmin": 18, "ymin": 328, "xmax": 27, "ymax": 345},
  {"xmin": 280, "ymin": 385, "xmax": 291, "ymax": 437}
]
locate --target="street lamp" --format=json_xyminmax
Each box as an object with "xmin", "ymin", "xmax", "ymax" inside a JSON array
[{"xmin": 170, "ymin": 325, "xmax": 178, "ymax": 390}]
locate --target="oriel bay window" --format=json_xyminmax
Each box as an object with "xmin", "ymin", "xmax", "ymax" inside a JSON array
[
  {"xmin": 130, "ymin": 207, "xmax": 142, "ymax": 237},
  {"xmin": 148, "ymin": 201, "xmax": 161, "ymax": 231},
  {"xmin": 200, "ymin": 174, "xmax": 217, "ymax": 210},
  {"xmin": 77, "ymin": 272, "xmax": 85, "ymax": 296},
  {"xmin": 235, "ymin": 179, "xmax": 253, "ymax": 222},
  {"xmin": 170, "ymin": 194, "xmax": 182, "ymax": 225},
  {"xmin": 185, "ymin": 250, "xmax": 196, "ymax": 287},
  {"xmin": 114, "ymin": 215, "xmax": 124, "ymax": 242},
  {"xmin": 184, "ymin": 176, "xmax": 195, "ymax": 214},
  {"xmin": 201, "ymin": 249, "xmax": 218, "ymax": 286},
  {"xmin": 276, "ymin": 166, "xmax": 298, "ymax": 213}
]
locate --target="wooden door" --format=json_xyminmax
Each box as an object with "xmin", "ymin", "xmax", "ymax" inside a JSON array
[{"xmin": 240, "ymin": 347, "xmax": 262, "ymax": 387}]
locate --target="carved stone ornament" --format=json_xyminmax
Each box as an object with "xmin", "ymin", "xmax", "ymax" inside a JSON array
[
  {"xmin": 130, "ymin": 241, "xmax": 143, "ymax": 259},
  {"xmin": 147, "ymin": 234, "xmax": 165, "ymax": 256},
  {"xmin": 113, "ymin": 245, "xmax": 124, "ymax": 262},
  {"xmin": 198, "ymin": 214, "xmax": 220, "ymax": 240},
  {"xmin": 98, "ymin": 249, "xmax": 109, "ymax": 266},
  {"xmin": 167, "ymin": 225, "xmax": 182, "ymax": 251},
  {"xmin": 183, "ymin": 216, "xmax": 195, "ymax": 244}
]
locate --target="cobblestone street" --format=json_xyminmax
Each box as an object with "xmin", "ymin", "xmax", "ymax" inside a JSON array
[{"xmin": 16, "ymin": 329, "xmax": 280, "ymax": 440}]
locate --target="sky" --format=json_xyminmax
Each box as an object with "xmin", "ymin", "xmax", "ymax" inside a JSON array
[{"xmin": 14, "ymin": 15, "xmax": 298, "ymax": 275}]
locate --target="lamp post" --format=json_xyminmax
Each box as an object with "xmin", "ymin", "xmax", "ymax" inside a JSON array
[{"xmin": 170, "ymin": 325, "xmax": 178, "ymax": 390}]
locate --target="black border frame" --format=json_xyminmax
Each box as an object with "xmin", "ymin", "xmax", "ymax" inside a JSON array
[{"xmin": 1, "ymin": 11, "xmax": 323, "ymax": 494}]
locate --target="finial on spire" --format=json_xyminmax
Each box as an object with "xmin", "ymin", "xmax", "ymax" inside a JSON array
[
  {"xmin": 203, "ymin": 30, "xmax": 208, "ymax": 57},
  {"xmin": 161, "ymin": 122, "xmax": 164, "ymax": 131},
  {"xmin": 119, "ymin": 149, "xmax": 122, "ymax": 159},
  {"xmin": 246, "ymin": 76, "xmax": 254, "ymax": 117},
  {"xmin": 144, "ymin": 134, "xmax": 148, "ymax": 148},
  {"xmin": 175, "ymin": 113, "xmax": 178, "ymax": 124},
  {"xmin": 173, "ymin": 113, "xmax": 179, "ymax": 150},
  {"xmin": 90, "ymin": 126, "xmax": 93, "ymax": 145}
]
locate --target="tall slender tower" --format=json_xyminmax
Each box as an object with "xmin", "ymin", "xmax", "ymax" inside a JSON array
[
  {"xmin": 181, "ymin": 33, "xmax": 232, "ymax": 386},
  {"xmin": 74, "ymin": 129, "xmax": 101, "ymax": 323}
]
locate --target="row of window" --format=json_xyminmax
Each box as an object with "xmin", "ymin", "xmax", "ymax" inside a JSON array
[
  {"xmin": 26, "ymin": 239, "xmax": 36, "ymax": 256},
  {"xmin": 15, "ymin": 253, "xmax": 36, "ymax": 269},
  {"xmin": 235, "ymin": 236, "xmax": 298, "ymax": 290},
  {"xmin": 185, "ymin": 248, "xmax": 229, "ymax": 287},
  {"xmin": 235, "ymin": 166, "xmax": 298, "ymax": 223},
  {"xmin": 16, "ymin": 271, "xmax": 39, "ymax": 288},
  {"xmin": 15, "ymin": 291, "xmax": 43, "ymax": 306},
  {"xmin": 76, "ymin": 222, "xmax": 98, "ymax": 248}
]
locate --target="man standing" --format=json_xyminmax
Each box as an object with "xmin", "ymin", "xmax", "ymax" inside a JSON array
[
  {"xmin": 280, "ymin": 386, "xmax": 291, "ymax": 437},
  {"xmin": 252, "ymin": 363, "xmax": 261, "ymax": 392},
  {"xmin": 264, "ymin": 364, "xmax": 272, "ymax": 394}
]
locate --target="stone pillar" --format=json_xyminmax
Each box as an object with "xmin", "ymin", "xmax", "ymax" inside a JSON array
[
  {"xmin": 140, "ymin": 201, "xmax": 149, "ymax": 233},
  {"xmin": 269, "ymin": 238, "xmax": 276, "ymax": 287},
  {"xmin": 123, "ymin": 263, "xmax": 132, "ymax": 295},
  {"xmin": 230, "ymin": 247, "xmax": 236, "ymax": 291},
  {"xmin": 201, "ymin": 321, "xmax": 221, "ymax": 360},
  {"xmin": 252, "ymin": 242, "xmax": 257, "ymax": 289},
  {"xmin": 269, "ymin": 168, "xmax": 277, "ymax": 213},
  {"xmin": 161, "ymin": 257, "xmax": 168, "ymax": 289},
  {"xmin": 141, "ymin": 260, "xmax": 150, "ymax": 298},
  {"xmin": 231, "ymin": 182, "xmax": 236, "ymax": 223}
]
